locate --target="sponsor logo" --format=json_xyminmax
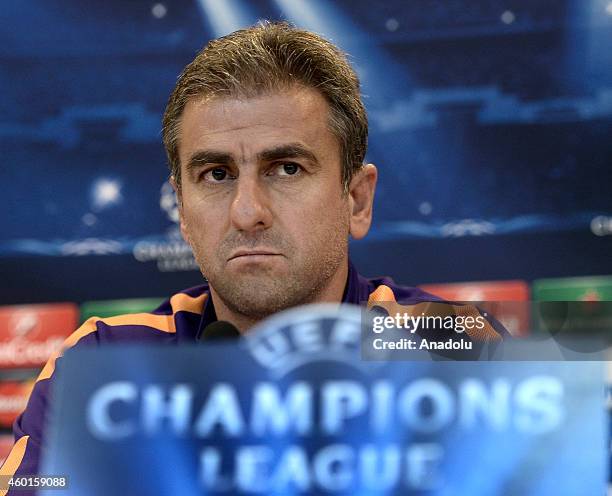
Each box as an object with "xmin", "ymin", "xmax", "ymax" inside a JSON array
[
  {"xmin": 8, "ymin": 311, "xmax": 39, "ymax": 338},
  {"xmin": 0, "ymin": 338, "xmax": 65, "ymax": 368}
]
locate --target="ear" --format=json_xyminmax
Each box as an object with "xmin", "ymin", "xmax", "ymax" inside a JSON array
[
  {"xmin": 348, "ymin": 164, "xmax": 377, "ymax": 240},
  {"xmin": 170, "ymin": 176, "xmax": 191, "ymax": 245}
]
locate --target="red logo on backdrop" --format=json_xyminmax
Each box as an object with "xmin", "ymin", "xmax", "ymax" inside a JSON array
[
  {"xmin": 419, "ymin": 281, "xmax": 530, "ymax": 337},
  {"xmin": 0, "ymin": 380, "xmax": 35, "ymax": 427},
  {"xmin": 0, "ymin": 303, "xmax": 78, "ymax": 369}
]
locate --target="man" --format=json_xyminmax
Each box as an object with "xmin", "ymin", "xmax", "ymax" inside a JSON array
[{"xmin": 0, "ymin": 21, "xmax": 504, "ymax": 487}]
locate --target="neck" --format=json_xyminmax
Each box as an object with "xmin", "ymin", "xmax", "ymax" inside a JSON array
[{"xmin": 210, "ymin": 262, "xmax": 349, "ymax": 333}]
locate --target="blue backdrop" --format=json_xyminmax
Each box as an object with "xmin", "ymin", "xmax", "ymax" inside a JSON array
[{"xmin": 1, "ymin": 0, "xmax": 611, "ymax": 303}]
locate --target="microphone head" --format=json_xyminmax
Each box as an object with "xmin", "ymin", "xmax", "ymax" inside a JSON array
[{"xmin": 198, "ymin": 320, "xmax": 241, "ymax": 342}]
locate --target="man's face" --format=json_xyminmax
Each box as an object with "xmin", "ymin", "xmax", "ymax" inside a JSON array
[{"xmin": 175, "ymin": 86, "xmax": 353, "ymax": 319}]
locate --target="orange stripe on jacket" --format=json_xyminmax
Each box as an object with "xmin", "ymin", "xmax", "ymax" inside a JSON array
[
  {"xmin": 0, "ymin": 435, "xmax": 29, "ymax": 495},
  {"xmin": 37, "ymin": 292, "xmax": 207, "ymax": 383},
  {"xmin": 368, "ymin": 285, "xmax": 397, "ymax": 305},
  {"xmin": 170, "ymin": 292, "xmax": 207, "ymax": 314}
]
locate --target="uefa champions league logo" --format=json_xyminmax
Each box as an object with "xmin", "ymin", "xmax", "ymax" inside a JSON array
[
  {"xmin": 130, "ymin": 180, "xmax": 198, "ymax": 272},
  {"xmin": 159, "ymin": 180, "xmax": 179, "ymax": 224},
  {"xmin": 244, "ymin": 304, "xmax": 370, "ymax": 378}
]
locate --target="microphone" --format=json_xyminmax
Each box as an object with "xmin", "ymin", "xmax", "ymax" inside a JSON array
[{"xmin": 198, "ymin": 320, "xmax": 241, "ymax": 342}]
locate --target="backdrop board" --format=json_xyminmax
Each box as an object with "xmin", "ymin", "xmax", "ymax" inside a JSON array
[{"xmin": 1, "ymin": 0, "xmax": 611, "ymax": 303}]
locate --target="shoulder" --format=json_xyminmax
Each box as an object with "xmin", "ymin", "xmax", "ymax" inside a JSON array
[
  {"xmin": 38, "ymin": 285, "xmax": 210, "ymax": 381},
  {"xmin": 88, "ymin": 285, "xmax": 209, "ymax": 340}
]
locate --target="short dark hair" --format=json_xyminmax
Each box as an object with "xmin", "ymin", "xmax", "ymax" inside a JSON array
[{"xmin": 162, "ymin": 21, "xmax": 368, "ymax": 192}]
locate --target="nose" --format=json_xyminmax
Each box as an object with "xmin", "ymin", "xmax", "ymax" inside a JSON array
[{"xmin": 229, "ymin": 174, "xmax": 273, "ymax": 232}]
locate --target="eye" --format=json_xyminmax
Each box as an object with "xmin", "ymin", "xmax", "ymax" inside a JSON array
[
  {"xmin": 203, "ymin": 167, "xmax": 232, "ymax": 183},
  {"xmin": 276, "ymin": 162, "xmax": 300, "ymax": 176}
]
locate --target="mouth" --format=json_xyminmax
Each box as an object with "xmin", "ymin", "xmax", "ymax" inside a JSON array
[{"xmin": 227, "ymin": 250, "xmax": 283, "ymax": 262}]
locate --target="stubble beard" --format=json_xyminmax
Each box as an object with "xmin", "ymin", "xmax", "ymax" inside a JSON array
[{"xmin": 192, "ymin": 226, "xmax": 349, "ymax": 321}]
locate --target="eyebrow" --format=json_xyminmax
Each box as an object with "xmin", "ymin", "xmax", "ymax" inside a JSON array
[
  {"xmin": 185, "ymin": 150, "xmax": 233, "ymax": 174},
  {"xmin": 185, "ymin": 143, "xmax": 320, "ymax": 174},
  {"xmin": 257, "ymin": 144, "xmax": 319, "ymax": 166}
]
